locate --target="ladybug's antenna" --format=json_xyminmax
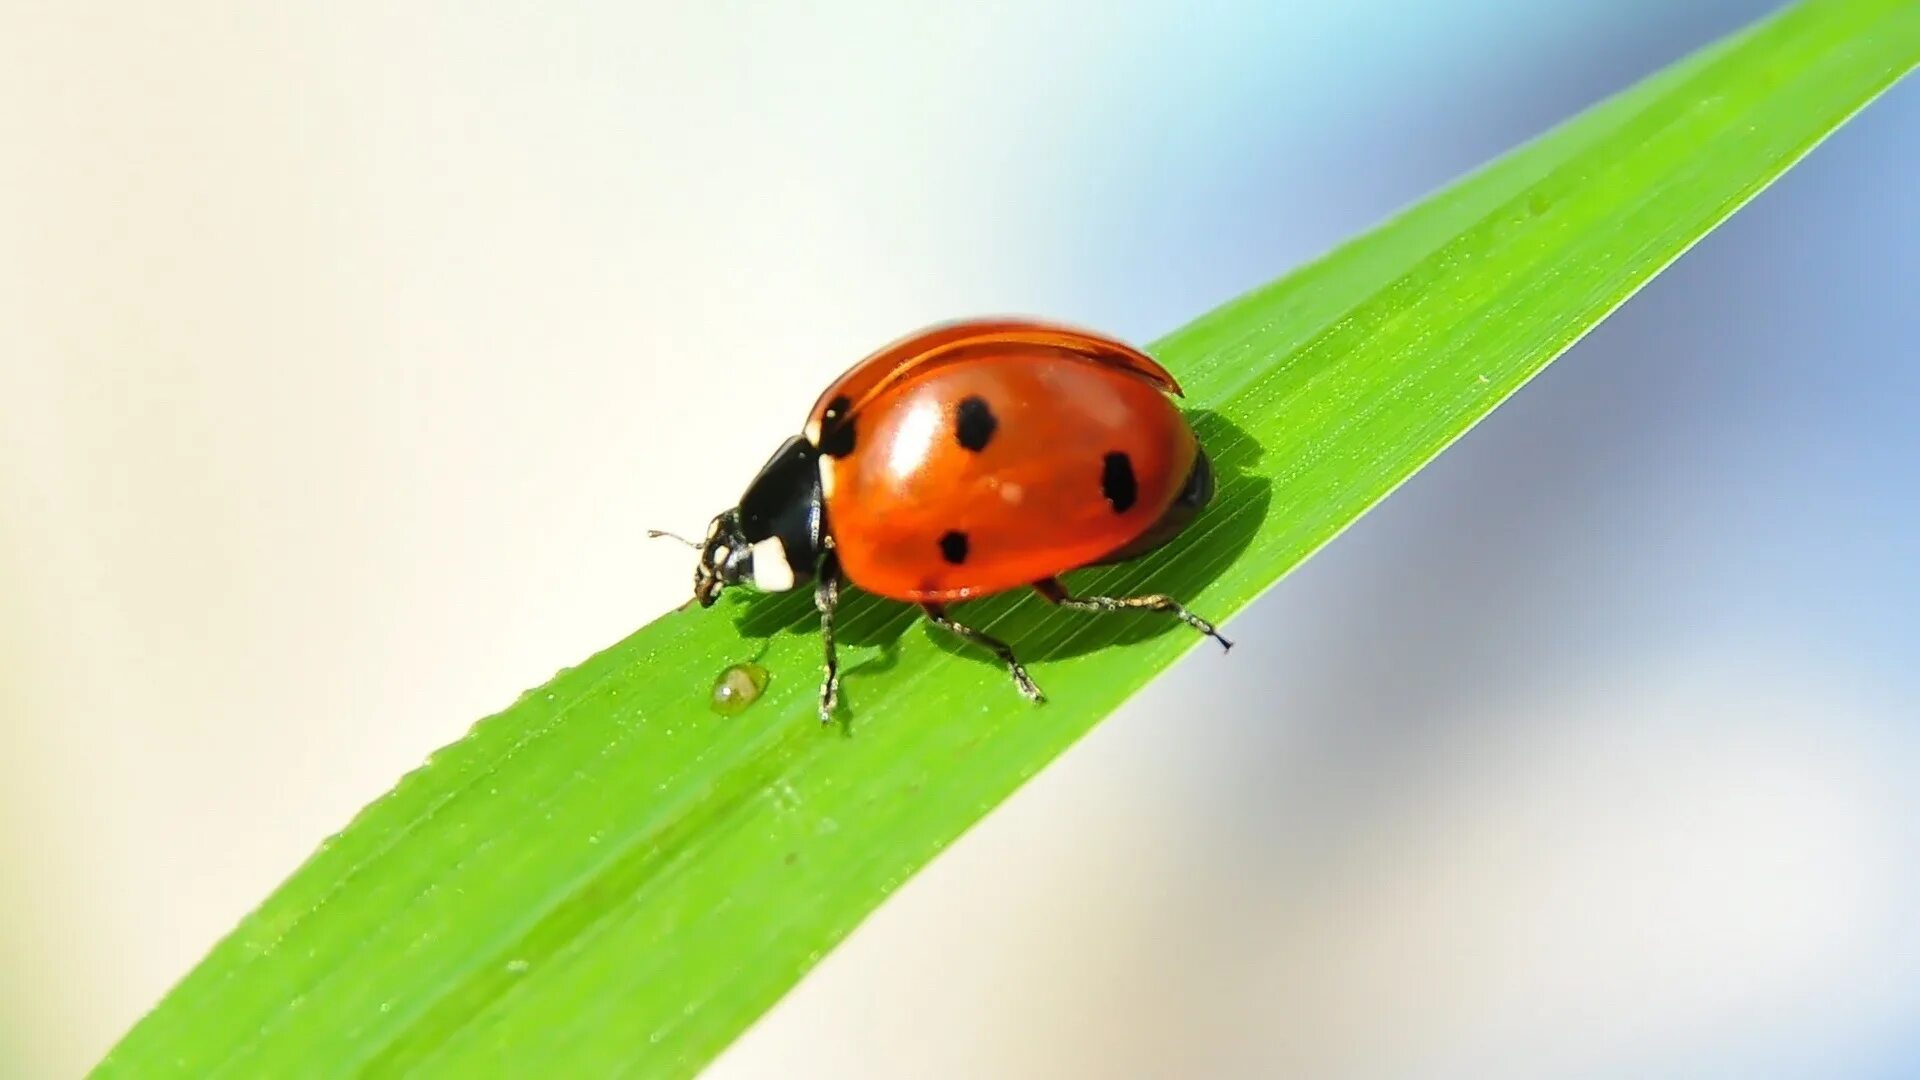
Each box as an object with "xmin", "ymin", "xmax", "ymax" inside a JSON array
[{"xmin": 647, "ymin": 529, "xmax": 700, "ymax": 549}]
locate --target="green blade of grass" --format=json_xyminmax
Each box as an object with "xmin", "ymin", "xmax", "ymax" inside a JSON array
[{"xmin": 96, "ymin": 1, "xmax": 1919, "ymax": 1075}]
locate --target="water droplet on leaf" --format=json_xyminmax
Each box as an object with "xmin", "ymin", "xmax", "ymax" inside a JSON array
[{"xmin": 710, "ymin": 662, "xmax": 770, "ymax": 716}]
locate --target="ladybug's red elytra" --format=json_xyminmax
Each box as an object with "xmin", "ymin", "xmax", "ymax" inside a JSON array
[{"xmin": 685, "ymin": 317, "xmax": 1230, "ymax": 720}]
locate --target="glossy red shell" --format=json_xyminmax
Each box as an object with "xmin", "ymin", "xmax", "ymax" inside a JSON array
[{"xmin": 810, "ymin": 319, "xmax": 1199, "ymax": 603}]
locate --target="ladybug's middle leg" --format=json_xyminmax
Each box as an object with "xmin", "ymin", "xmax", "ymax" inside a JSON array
[
  {"xmin": 815, "ymin": 546, "xmax": 842, "ymax": 723},
  {"xmin": 920, "ymin": 604, "xmax": 1046, "ymax": 703},
  {"xmin": 1033, "ymin": 578, "xmax": 1233, "ymax": 651}
]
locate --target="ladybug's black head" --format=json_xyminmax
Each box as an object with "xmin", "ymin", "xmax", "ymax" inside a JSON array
[
  {"xmin": 692, "ymin": 437, "xmax": 824, "ymax": 608},
  {"xmin": 692, "ymin": 508, "xmax": 753, "ymax": 607}
]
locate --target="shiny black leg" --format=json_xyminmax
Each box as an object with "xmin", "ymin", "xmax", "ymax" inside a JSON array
[
  {"xmin": 921, "ymin": 603, "xmax": 1045, "ymax": 703},
  {"xmin": 1033, "ymin": 578, "xmax": 1232, "ymax": 650},
  {"xmin": 815, "ymin": 552, "xmax": 841, "ymax": 723}
]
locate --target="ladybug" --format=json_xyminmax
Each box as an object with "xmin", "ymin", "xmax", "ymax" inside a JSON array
[{"xmin": 679, "ymin": 317, "xmax": 1229, "ymax": 720}]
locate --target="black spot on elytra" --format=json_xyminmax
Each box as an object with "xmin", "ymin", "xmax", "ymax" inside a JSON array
[
  {"xmin": 938, "ymin": 530, "xmax": 970, "ymax": 565},
  {"xmin": 817, "ymin": 396, "xmax": 856, "ymax": 458},
  {"xmin": 1101, "ymin": 451, "xmax": 1138, "ymax": 513},
  {"xmin": 954, "ymin": 396, "xmax": 997, "ymax": 452}
]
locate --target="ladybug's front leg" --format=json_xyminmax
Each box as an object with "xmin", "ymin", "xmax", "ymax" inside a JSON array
[
  {"xmin": 1033, "ymin": 578, "xmax": 1233, "ymax": 651},
  {"xmin": 920, "ymin": 604, "xmax": 1046, "ymax": 704},
  {"xmin": 815, "ymin": 545, "xmax": 842, "ymax": 723}
]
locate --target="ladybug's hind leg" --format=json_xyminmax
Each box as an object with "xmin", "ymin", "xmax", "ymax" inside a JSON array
[
  {"xmin": 920, "ymin": 604, "xmax": 1046, "ymax": 704},
  {"xmin": 1033, "ymin": 578, "xmax": 1233, "ymax": 651}
]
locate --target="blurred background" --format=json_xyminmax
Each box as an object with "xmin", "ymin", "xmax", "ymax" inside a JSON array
[{"xmin": 3, "ymin": 1, "xmax": 1916, "ymax": 1076}]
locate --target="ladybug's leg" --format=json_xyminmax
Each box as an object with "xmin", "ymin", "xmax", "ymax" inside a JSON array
[
  {"xmin": 1033, "ymin": 578, "xmax": 1233, "ymax": 651},
  {"xmin": 920, "ymin": 604, "xmax": 1046, "ymax": 704},
  {"xmin": 815, "ymin": 547, "xmax": 842, "ymax": 723}
]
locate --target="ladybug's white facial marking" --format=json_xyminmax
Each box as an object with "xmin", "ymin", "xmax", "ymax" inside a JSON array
[
  {"xmin": 749, "ymin": 536, "xmax": 797, "ymax": 592},
  {"xmin": 818, "ymin": 457, "xmax": 836, "ymax": 499}
]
